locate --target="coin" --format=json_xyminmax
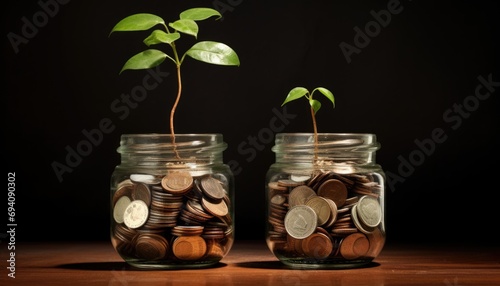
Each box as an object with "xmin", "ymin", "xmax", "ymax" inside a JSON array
[
  {"xmin": 200, "ymin": 176, "xmax": 225, "ymax": 201},
  {"xmin": 289, "ymin": 185, "xmax": 317, "ymax": 207},
  {"xmin": 317, "ymin": 179, "xmax": 348, "ymax": 207},
  {"xmin": 356, "ymin": 195, "xmax": 382, "ymax": 228},
  {"xmin": 132, "ymin": 182, "xmax": 152, "ymax": 206},
  {"xmin": 161, "ymin": 171, "xmax": 193, "ymax": 194},
  {"xmin": 301, "ymin": 232, "xmax": 333, "ymax": 259},
  {"xmin": 113, "ymin": 196, "xmax": 131, "ymax": 224},
  {"xmin": 172, "ymin": 236, "xmax": 207, "ymax": 260},
  {"xmin": 351, "ymin": 205, "xmax": 376, "ymax": 234},
  {"xmin": 305, "ymin": 196, "xmax": 331, "ymax": 226},
  {"xmin": 130, "ymin": 174, "xmax": 161, "ymax": 185},
  {"xmin": 135, "ymin": 233, "xmax": 169, "ymax": 260},
  {"xmin": 123, "ymin": 200, "xmax": 149, "ymax": 229},
  {"xmin": 284, "ymin": 205, "xmax": 318, "ymax": 239},
  {"xmin": 201, "ymin": 197, "xmax": 229, "ymax": 217},
  {"xmin": 290, "ymin": 174, "xmax": 311, "ymax": 182},
  {"xmin": 340, "ymin": 233, "xmax": 370, "ymax": 260},
  {"xmin": 366, "ymin": 227, "xmax": 385, "ymax": 258}
]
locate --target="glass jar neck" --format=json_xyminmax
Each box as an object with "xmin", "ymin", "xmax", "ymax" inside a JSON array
[
  {"xmin": 272, "ymin": 133, "xmax": 380, "ymax": 167},
  {"xmin": 117, "ymin": 134, "xmax": 227, "ymax": 167}
]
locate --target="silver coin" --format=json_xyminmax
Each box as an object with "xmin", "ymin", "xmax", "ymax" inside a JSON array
[
  {"xmin": 357, "ymin": 196, "xmax": 382, "ymax": 228},
  {"xmin": 113, "ymin": 196, "xmax": 131, "ymax": 224},
  {"xmin": 130, "ymin": 174, "xmax": 161, "ymax": 185},
  {"xmin": 284, "ymin": 205, "xmax": 318, "ymax": 239},
  {"xmin": 291, "ymin": 174, "xmax": 311, "ymax": 182},
  {"xmin": 123, "ymin": 200, "xmax": 149, "ymax": 229}
]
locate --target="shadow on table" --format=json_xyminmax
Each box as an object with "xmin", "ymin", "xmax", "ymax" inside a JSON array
[{"xmin": 57, "ymin": 262, "xmax": 227, "ymax": 271}]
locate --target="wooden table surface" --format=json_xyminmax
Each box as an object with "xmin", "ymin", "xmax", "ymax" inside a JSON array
[{"xmin": 2, "ymin": 240, "xmax": 499, "ymax": 285}]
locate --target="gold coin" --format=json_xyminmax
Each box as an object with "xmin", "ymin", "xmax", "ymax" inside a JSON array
[
  {"xmin": 161, "ymin": 171, "xmax": 193, "ymax": 194},
  {"xmin": 173, "ymin": 236, "xmax": 207, "ymax": 260},
  {"xmin": 289, "ymin": 185, "xmax": 317, "ymax": 207},
  {"xmin": 305, "ymin": 196, "xmax": 331, "ymax": 226}
]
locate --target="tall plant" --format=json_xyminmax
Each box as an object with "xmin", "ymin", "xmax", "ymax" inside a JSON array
[{"xmin": 110, "ymin": 8, "xmax": 240, "ymax": 156}]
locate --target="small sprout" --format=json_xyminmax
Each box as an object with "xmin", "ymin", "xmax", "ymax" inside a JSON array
[{"xmin": 281, "ymin": 87, "xmax": 335, "ymax": 159}]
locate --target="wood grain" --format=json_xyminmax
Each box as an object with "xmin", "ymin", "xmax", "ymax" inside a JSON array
[{"xmin": 2, "ymin": 241, "xmax": 499, "ymax": 285}]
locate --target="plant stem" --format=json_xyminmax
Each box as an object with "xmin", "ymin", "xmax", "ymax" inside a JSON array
[
  {"xmin": 169, "ymin": 39, "xmax": 182, "ymax": 159},
  {"xmin": 310, "ymin": 106, "xmax": 319, "ymax": 161},
  {"xmin": 170, "ymin": 64, "xmax": 182, "ymax": 159}
]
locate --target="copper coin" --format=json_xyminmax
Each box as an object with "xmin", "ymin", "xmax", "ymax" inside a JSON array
[
  {"xmin": 135, "ymin": 234, "xmax": 169, "ymax": 260},
  {"xmin": 340, "ymin": 233, "xmax": 370, "ymax": 260},
  {"xmin": 173, "ymin": 236, "xmax": 207, "ymax": 260},
  {"xmin": 200, "ymin": 176, "xmax": 225, "ymax": 201},
  {"xmin": 318, "ymin": 179, "xmax": 348, "ymax": 207},
  {"xmin": 201, "ymin": 197, "xmax": 229, "ymax": 217},
  {"xmin": 113, "ymin": 180, "xmax": 133, "ymax": 206},
  {"xmin": 268, "ymin": 182, "xmax": 288, "ymax": 191},
  {"xmin": 366, "ymin": 227, "xmax": 385, "ymax": 257},
  {"xmin": 132, "ymin": 182, "xmax": 152, "ymax": 206},
  {"xmin": 161, "ymin": 171, "xmax": 193, "ymax": 194},
  {"xmin": 301, "ymin": 232, "xmax": 333, "ymax": 259}
]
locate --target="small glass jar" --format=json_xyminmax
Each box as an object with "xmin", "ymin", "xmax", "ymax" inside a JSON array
[
  {"xmin": 265, "ymin": 133, "xmax": 386, "ymax": 269},
  {"xmin": 110, "ymin": 134, "xmax": 234, "ymax": 269}
]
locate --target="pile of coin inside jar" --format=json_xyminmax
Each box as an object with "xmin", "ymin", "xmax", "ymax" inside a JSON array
[
  {"xmin": 111, "ymin": 171, "xmax": 233, "ymax": 264},
  {"xmin": 267, "ymin": 170, "xmax": 385, "ymax": 263}
]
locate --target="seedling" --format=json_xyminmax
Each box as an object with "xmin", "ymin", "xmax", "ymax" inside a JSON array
[
  {"xmin": 281, "ymin": 87, "xmax": 335, "ymax": 158},
  {"xmin": 109, "ymin": 8, "xmax": 240, "ymax": 156}
]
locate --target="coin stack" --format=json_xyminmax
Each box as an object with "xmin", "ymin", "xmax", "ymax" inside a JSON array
[
  {"xmin": 111, "ymin": 171, "xmax": 233, "ymax": 264},
  {"xmin": 267, "ymin": 171, "xmax": 385, "ymax": 262}
]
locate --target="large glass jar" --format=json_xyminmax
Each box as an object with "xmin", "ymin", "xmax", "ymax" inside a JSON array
[
  {"xmin": 110, "ymin": 134, "xmax": 234, "ymax": 269},
  {"xmin": 266, "ymin": 133, "xmax": 385, "ymax": 269}
]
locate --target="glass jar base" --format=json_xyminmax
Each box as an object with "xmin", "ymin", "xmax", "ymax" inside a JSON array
[
  {"xmin": 127, "ymin": 260, "xmax": 220, "ymax": 270},
  {"xmin": 279, "ymin": 258, "xmax": 373, "ymax": 269}
]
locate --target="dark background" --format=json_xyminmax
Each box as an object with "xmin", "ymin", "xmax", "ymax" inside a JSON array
[{"xmin": 3, "ymin": 0, "xmax": 499, "ymax": 246}]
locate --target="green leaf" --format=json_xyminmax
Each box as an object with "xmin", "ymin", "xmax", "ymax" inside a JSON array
[
  {"xmin": 180, "ymin": 8, "xmax": 222, "ymax": 21},
  {"xmin": 120, "ymin": 49, "xmax": 168, "ymax": 74},
  {"xmin": 144, "ymin": 30, "xmax": 180, "ymax": 46},
  {"xmin": 282, "ymin": 87, "xmax": 309, "ymax": 106},
  {"xmin": 309, "ymin": 99, "xmax": 322, "ymax": 114},
  {"xmin": 315, "ymin": 87, "xmax": 335, "ymax": 108},
  {"xmin": 110, "ymin": 13, "xmax": 165, "ymax": 35},
  {"xmin": 169, "ymin": 19, "xmax": 198, "ymax": 38},
  {"xmin": 185, "ymin": 41, "xmax": 240, "ymax": 66}
]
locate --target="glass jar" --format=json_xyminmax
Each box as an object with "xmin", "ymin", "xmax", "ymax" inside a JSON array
[
  {"xmin": 110, "ymin": 134, "xmax": 234, "ymax": 269},
  {"xmin": 265, "ymin": 133, "xmax": 385, "ymax": 269}
]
